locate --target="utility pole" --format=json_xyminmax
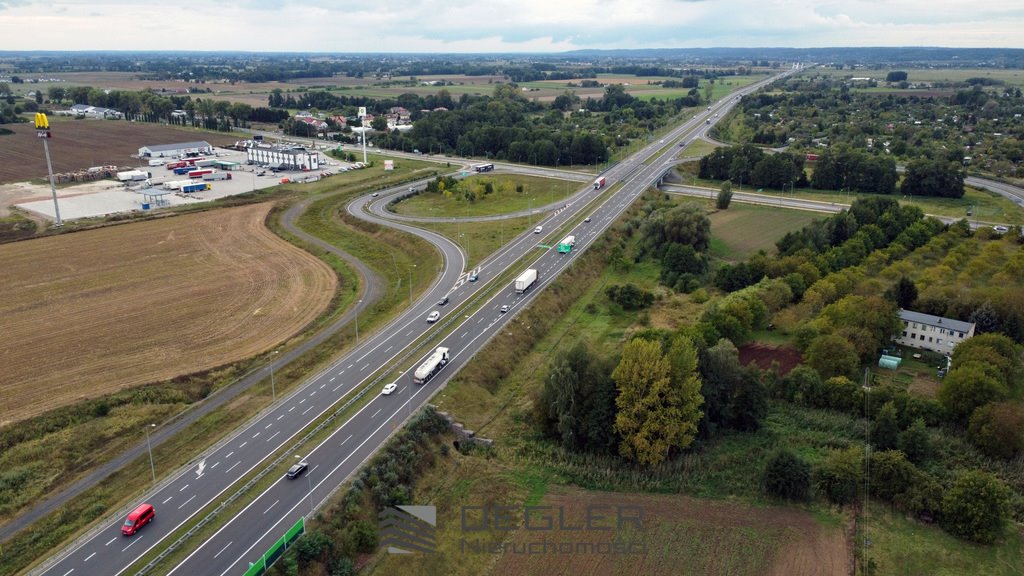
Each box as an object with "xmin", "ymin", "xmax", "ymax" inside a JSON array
[{"xmin": 35, "ymin": 113, "xmax": 62, "ymax": 227}]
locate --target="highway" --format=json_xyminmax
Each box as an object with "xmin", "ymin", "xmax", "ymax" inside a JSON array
[{"xmin": 38, "ymin": 71, "xmax": 789, "ymax": 576}]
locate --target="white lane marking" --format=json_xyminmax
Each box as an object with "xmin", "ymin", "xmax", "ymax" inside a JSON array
[
  {"xmin": 385, "ymin": 345, "xmax": 392, "ymax": 352},
  {"xmin": 265, "ymin": 423, "xmax": 272, "ymax": 429},
  {"xmin": 461, "ymin": 332, "xmax": 468, "ymax": 338},
  {"xmin": 372, "ymin": 408, "xmax": 382, "ymax": 418},
  {"xmin": 122, "ymin": 535, "xmax": 143, "ymax": 551},
  {"xmin": 61, "ymin": 570, "xmax": 74, "ymax": 576},
  {"xmin": 276, "ymin": 415, "xmax": 284, "ymax": 421},
  {"xmin": 338, "ymin": 370, "xmax": 345, "ymax": 375},
  {"xmin": 225, "ymin": 461, "xmax": 240, "ymax": 473},
  {"xmin": 347, "ymin": 364, "xmax": 353, "ymax": 369},
  {"xmin": 362, "ymin": 364, "xmax": 369, "ymax": 371},
  {"xmin": 252, "ymin": 432, "xmax": 260, "ymax": 438},
  {"xmin": 288, "ymin": 406, "xmax": 295, "ymax": 412},
  {"xmin": 226, "ymin": 451, "xmax": 234, "ymax": 458},
  {"xmin": 309, "ymin": 390, "xmax": 316, "ymax": 397},
  {"xmin": 84, "ymin": 552, "xmax": 96, "ymax": 562},
  {"xmin": 341, "ymin": 434, "xmax": 352, "ymax": 446},
  {"xmin": 105, "ymin": 537, "xmax": 117, "ymax": 546},
  {"xmin": 178, "ymin": 494, "xmax": 196, "ymax": 509},
  {"xmin": 333, "ymin": 383, "xmax": 344, "ymax": 392},
  {"xmin": 405, "ymin": 329, "xmax": 413, "ymax": 336},
  {"xmin": 299, "ymin": 399, "xmax": 306, "ymax": 404},
  {"xmin": 302, "ymin": 406, "xmax": 313, "ymax": 416},
  {"xmin": 267, "ymin": 431, "xmax": 280, "ymax": 442},
  {"xmin": 264, "ymin": 501, "xmax": 278, "ymax": 515},
  {"xmin": 211, "ymin": 462, "xmax": 220, "ymax": 469},
  {"xmin": 179, "ymin": 484, "xmax": 189, "ymax": 492},
  {"xmin": 357, "ymin": 349, "xmax": 372, "ymax": 362},
  {"xmin": 320, "ymin": 383, "xmax": 325, "ymax": 389},
  {"xmin": 213, "ymin": 541, "xmax": 234, "ymax": 559},
  {"xmin": 239, "ymin": 442, "xmax": 247, "ymax": 448},
  {"xmin": 329, "ymin": 377, "xmax": 335, "ymax": 382}
]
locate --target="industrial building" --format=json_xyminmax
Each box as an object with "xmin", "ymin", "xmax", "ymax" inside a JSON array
[
  {"xmin": 245, "ymin": 145, "xmax": 321, "ymax": 171},
  {"xmin": 138, "ymin": 141, "xmax": 214, "ymax": 159}
]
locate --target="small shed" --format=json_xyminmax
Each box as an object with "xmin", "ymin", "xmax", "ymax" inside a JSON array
[{"xmin": 878, "ymin": 355, "xmax": 902, "ymax": 370}]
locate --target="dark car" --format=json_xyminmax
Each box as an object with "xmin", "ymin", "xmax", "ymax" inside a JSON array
[
  {"xmin": 468, "ymin": 273, "xmax": 479, "ymax": 282},
  {"xmin": 286, "ymin": 462, "xmax": 308, "ymax": 479},
  {"xmin": 437, "ymin": 296, "xmax": 449, "ymax": 306}
]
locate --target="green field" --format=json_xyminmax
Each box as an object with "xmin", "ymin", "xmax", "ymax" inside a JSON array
[
  {"xmin": 807, "ymin": 67, "xmax": 1024, "ymax": 90},
  {"xmin": 391, "ymin": 173, "xmax": 585, "ymax": 218},
  {"xmin": 707, "ymin": 203, "xmax": 826, "ymax": 261}
]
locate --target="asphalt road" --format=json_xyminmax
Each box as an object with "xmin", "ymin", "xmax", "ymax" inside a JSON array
[{"xmin": 36, "ymin": 71, "xmax": 790, "ymax": 576}]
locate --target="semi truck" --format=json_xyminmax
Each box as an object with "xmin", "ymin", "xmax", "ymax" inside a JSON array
[
  {"xmin": 193, "ymin": 159, "xmax": 218, "ymax": 168},
  {"xmin": 180, "ymin": 182, "xmax": 212, "ymax": 193},
  {"xmin": 116, "ymin": 170, "xmax": 151, "ymax": 182},
  {"xmin": 202, "ymin": 171, "xmax": 232, "ymax": 181},
  {"xmin": 173, "ymin": 166, "xmax": 192, "ymax": 175},
  {"xmin": 515, "ymin": 268, "xmax": 538, "ymax": 294},
  {"xmin": 593, "ymin": 176, "xmax": 606, "ymax": 189},
  {"xmin": 187, "ymin": 169, "xmax": 214, "ymax": 179},
  {"xmin": 557, "ymin": 235, "xmax": 576, "ymax": 253},
  {"xmin": 413, "ymin": 347, "xmax": 449, "ymax": 384}
]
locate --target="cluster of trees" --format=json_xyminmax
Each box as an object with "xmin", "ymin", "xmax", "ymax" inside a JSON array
[
  {"xmin": 900, "ymin": 158, "xmax": 966, "ymax": 198},
  {"xmin": 536, "ymin": 331, "xmax": 770, "ymax": 467},
  {"xmin": 698, "ymin": 144, "xmax": 808, "ymax": 190},
  {"xmin": 809, "ymin": 147, "xmax": 898, "ymax": 195}
]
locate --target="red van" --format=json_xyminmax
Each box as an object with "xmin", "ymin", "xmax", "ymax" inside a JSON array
[{"xmin": 122, "ymin": 503, "xmax": 155, "ymax": 536}]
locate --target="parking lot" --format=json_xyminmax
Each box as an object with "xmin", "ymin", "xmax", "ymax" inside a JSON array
[{"xmin": 13, "ymin": 145, "xmax": 348, "ymax": 221}]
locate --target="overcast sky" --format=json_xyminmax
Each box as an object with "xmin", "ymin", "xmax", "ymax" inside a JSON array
[{"xmin": 1, "ymin": 0, "xmax": 1022, "ymax": 52}]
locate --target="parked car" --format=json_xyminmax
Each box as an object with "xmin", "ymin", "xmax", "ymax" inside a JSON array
[
  {"xmin": 286, "ymin": 462, "xmax": 308, "ymax": 479},
  {"xmin": 381, "ymin": 382, "xmax": 398, "ymax": 395},
  {"xmin": 426, "ymin": 311, "xmax": 440, "ymax": 323},
  {"xmin": 993, "ymin": 225, "xmax": 1009, "ymax": 233}
]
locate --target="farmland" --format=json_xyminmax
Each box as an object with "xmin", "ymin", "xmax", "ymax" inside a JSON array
[
  {"xmin": 0, "ymin": 202, "xmax": 336, "ymax": 425},
  {"xmin": 0, "ymin": 117, "xmax": 239, "ymax": 184}
]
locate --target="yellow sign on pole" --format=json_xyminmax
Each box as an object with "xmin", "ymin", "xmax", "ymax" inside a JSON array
[{"xmin": 35, "ymin": 112, "xmax": 49, "ymax": 129}]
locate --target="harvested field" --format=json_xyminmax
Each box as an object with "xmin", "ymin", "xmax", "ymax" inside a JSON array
[
  {"xmin": 739, "ymin": 343, "xmax": 803, "ymax": 376},
  {"xmin": 489, "ymin": 487, "xmax": 847, "ymax": 576},
  {"xmin": 0, "ymin": 118, "xmax": 239, "ymax": 184},
  {"xmin": 0, "ymin": 203, "xmax": 336, "ymax": 426}
]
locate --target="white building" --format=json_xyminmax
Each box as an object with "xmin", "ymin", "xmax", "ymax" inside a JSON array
[
  {"xmin": 895, "ymin": 309, "xmax": 975, "ymax": 355},
  {"xmin": 139, "ymin": 141, "xmax": 214, "ymax": 158},
  {"xmin": 246, "ymin": 145, "xmax": 320, "ymax": 171}
]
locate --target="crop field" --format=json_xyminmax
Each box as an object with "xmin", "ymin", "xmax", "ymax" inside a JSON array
[
  {"xmin": 809, "ymin": 67, "xmax": 1024, "ymax": 90},
  {"xmin": 0, "ymin": 117, "xmax": 240, "ymax": 184},
  {"xmin": 0, "ymin": 202, "xmax": 336, "ymax": 425},
  {"xmin": 488, "ymin": 487, "xmax": 847, "ymax": 576}
]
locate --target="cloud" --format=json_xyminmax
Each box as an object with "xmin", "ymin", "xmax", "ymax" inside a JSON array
[{"xmin": 0, "ymin": 0, "xmax": 1022, "ymax": 51}]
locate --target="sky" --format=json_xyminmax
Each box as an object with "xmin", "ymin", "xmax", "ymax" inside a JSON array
[{"xmin": 1, "ymin": 0, "xmax": 1023, "ymax": 53}]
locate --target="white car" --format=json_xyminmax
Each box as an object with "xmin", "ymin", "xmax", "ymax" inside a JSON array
[
  {"xmin": 993, "ymin": 225, "xmax": 1009, "ymax": 234},
  {"xmin": 381, "ymin": 382, "xmax": 397, "ymax": 395},
  {"xmin": 500, "ymin": 304, "xmax": 509, "ymax": 314},
  {"xmin": 534, "ymin": 226, "xmax": 543, "ymax": 234},
  {"xmin": 426, "ymin": 311, "xmax": 440, "ymax": 323}
]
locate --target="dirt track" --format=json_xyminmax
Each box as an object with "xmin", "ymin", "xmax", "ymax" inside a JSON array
[{"xmin": 0, "ymin": 202, "xmax": 336, "ymax": 425}]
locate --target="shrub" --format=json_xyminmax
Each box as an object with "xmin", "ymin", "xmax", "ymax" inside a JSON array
[
  {"xmin": 967, "ymin": 402, "xmax": 1024, "ymax": 460},
  {"xmin": 815, "ymin": 446, "xmax": 863, "ymax": 505},
  {"xmin": 763, "ymin": 448, "xmax": 811, "ymax": 501},
  {"xmin": 940, "ymin": 470, "xmax": 1012, "ymax": 544}
]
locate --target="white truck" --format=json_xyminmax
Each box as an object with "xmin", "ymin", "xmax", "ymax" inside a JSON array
[
  {"xmin": 515, "ymin": 269, "xmax": 538, "ymax": 294},
  {"xmin": 116, "ymin": 170, "xmax": 151, "ymax": 182},
  {"xmin": 163, "ymin": 179, "xmax": 192, "ymax": 190},
  {"xmin": 413, "ymin": 347, "xmax": 449, "ymax": 384}
]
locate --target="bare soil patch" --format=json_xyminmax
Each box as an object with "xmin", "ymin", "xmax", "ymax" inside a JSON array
[
  {"xmin": 0, "ymin": 119, "xmax": 239, "ymax": 184},
  {"xmin": 490, "ymin": 487, "xmax": 847, "ymax": 576},
  {"xmin": 0, "ymin": 202, "xmax": 336, "ymax": 425},
  {"xmin": 739, "ymin": 343, "xmax": 803, "ymax": 376}
]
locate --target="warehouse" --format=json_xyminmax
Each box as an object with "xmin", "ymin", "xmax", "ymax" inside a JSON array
[
  {"xmin": 138, "ymin": 141, "xmax": 214, "ymax": 159},
  {"xmin": 246, "ymin": 145, "xmax": 321, "ymax": 171}
]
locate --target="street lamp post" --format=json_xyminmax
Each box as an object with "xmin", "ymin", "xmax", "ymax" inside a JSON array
[
  {"xmin": 355, "ymin": 299, "xmax": 362, "ymax": 344},
  {"xmin": 269, "ymin": 350, "xmax": 279, "ymax": 401},
  {"xmin": 144, "ymin": 424, "xmax": 157, "ymax": 484},
  {"xmin": 409, "ymin": 264, "xmax": 416, "ymax": 305}
]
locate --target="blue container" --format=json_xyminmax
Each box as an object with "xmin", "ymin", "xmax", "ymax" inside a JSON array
[{"xmin": 141, "ymin": 203, "xmax": 151, "ymax": 210}]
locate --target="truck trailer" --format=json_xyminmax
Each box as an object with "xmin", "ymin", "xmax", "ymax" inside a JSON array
[
  {"xmin": 187, "ymin": 169, "xmax": 214, "ymax": 179},
  {"xmin": 180, "ymin": 182, "xmax": 212, "ymax": 193},
  {"xmin": 515, "ymin": 268, "xmax": 538, "ymax": 294},
  {"xmin": 413, "ymin": 347, "xmax": 450, "ymax": 384},
  {"xmin": 163, "ymin": 179, "xmax": 192, "ymax": 190},
  {"xmin": 116, "ymin": 170, "xmax": 151, "ymax": 182},
  {"xmin": 593, "ymin": 176, "xmax": 606, "ymax": 189},
  {"xmin": 557, "ymin": 236, "xmax": 576, "ymax": 253},
  {"xmin": 202, "ymin": 171, "xmax": 232, "ymax": 181}
]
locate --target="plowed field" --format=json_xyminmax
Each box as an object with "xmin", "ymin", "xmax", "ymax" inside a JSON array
[
  {"xmin": 0, "ymin": 202, "xmax": 336, "ymax": 425},
  {"xmin": 0, "ymin": 119, "xmax": 238, "ymax": 183},
  {"xmin": 490, "ymin": 487, "xmax": 848, "ymax": 576}
]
